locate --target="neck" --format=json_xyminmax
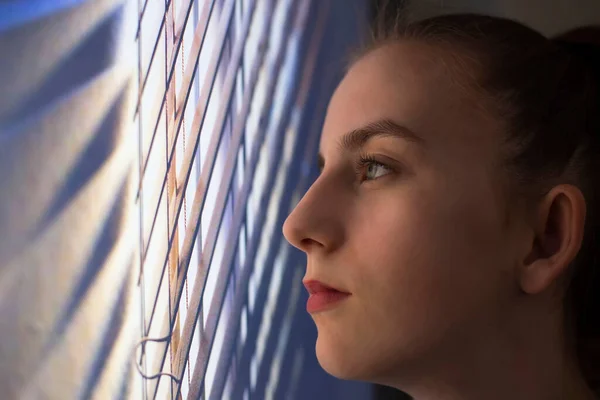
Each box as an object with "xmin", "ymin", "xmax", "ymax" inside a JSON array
[
  {"xmin": 387, "ymin": 304, "xmax": 596, "ymax": 400},
  {"xmin": 401, "ymin": 356, "xmax": 594, "ymax": 400}
]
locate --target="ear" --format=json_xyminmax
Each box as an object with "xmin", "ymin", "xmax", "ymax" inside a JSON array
[{"xmin": 519, "ymin": 184, "xmax": 587, "ymax": 294}]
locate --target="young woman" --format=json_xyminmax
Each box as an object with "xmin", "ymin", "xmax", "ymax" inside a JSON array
[{"xmin": 282, "ymin": 7, "xmax": 600, "ymax": 400}]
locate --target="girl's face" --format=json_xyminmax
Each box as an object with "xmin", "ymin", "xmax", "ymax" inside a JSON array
[{"xmin": 283, "ymin": 42, "xmax": 525, "ymax": 385}]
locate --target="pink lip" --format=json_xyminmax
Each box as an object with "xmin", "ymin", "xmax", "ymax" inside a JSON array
[{"xmin": 303, "ymin": 280, "xmax": 351, "ymax": 313}]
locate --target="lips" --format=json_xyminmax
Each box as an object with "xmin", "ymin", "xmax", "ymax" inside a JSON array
[{"xmin": 303, "ymin": 280, "xmax": 351, "ymax": 313}]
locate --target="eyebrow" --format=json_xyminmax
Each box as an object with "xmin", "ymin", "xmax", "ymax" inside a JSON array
[{"xmin": 317, "ymin": 119, "xmax": 424, "ymax": 170}]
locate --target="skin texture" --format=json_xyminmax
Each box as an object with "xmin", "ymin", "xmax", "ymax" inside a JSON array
[{"xmin": 282, "ymin": 41, "xmax": 594, "ymax": 400}]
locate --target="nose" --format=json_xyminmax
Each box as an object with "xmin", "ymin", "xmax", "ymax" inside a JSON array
[{"xmin": 282, "ymin": 177, "xmax": 345, "ymax": 253}]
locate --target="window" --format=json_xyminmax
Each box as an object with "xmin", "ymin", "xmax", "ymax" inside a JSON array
[{"xmin": 132, "ymin": 0, "xmax": 329, "ymax": 398}]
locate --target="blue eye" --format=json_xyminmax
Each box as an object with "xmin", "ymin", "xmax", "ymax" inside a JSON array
[
  {"xmin": 356, "ymin": 155, "xmax": 393, "ymax": 182},
  {"xmin": 365, "ymin": 161, "xmax": 390, "ymax": 180}
]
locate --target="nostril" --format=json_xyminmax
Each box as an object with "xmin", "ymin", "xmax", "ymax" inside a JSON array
[{"xmin": 299, "ymin": 237, "xmax": 324, "ymax": 252}]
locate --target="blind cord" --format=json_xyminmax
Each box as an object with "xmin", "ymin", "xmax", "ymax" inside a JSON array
[{"xmin": 134, "ymin": 336, "xmax": 182, "ymax": 383}]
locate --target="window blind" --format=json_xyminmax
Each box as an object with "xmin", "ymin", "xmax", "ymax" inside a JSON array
[{"xmin": 133, "ymin": 0, "xmax": 330, "ymax": 398}]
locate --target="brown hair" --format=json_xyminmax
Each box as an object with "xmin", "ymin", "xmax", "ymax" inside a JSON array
[{"xmin": 367, "ymin": 2, "xmax": 600, "ymax": 395}]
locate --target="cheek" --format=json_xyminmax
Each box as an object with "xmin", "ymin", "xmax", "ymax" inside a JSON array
[
  {"xmin": 335, "ymin": 186, "xmax": 506, "ymax": 362},
  {"xmin": 352, "ymin": 192, "xmax": 479, "ymax": 323},
  {"xmin": 311, "ymin": 176, "xmax": 514, "ymax": 381},
  {"xmin": 353, "ymin": 185, "xmax": 496, "ymax": 281},
  {"xmin": 358, "ymin": 185, "xmax": 506, "ymax": 315}
]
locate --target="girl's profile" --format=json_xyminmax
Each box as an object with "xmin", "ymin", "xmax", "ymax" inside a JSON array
[{"xmin": 283, "ymin": 4, "xmax": 600, "ymax": 400}]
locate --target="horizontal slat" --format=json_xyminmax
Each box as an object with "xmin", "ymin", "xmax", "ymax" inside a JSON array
[
  {"xmin": 138, "ymin": 0, "xmax": 236, "ymax": 323},
  {"xmin": 144, "ymin": 1, "xmax": 265, "ymax": 397},
  {"xmin": 136, "ymin": 0, "xmax": 233, "ymax": 280},
  {"xmin": 166, "ymin": 0, "xmax": 271, "ymax": 382},
  {"xmin": 135, "ymin": 0, "xmax": 215, "ymax": 188},
  {"xmin": 209, "ymin": 3, "xmax": 333, "ymax": 396},
  {"xmin": 225, "ymin": 5, "xmax": 329, "ymax": 400},
  {"xmin": 180, "ymin": 1, "xmax": 321, "ymax": 398},
  {"xmin": 135, "ymin": 0, "xmax": 337, "ymax": 398},
  {"xmin": 202, "ymin": 0, "xmax": 306, "ymax": 392},
  {"xmin": 134, "ymin": 0, "xmax": 214, "ymax": 116},
  {"xmin": 143, "ymin": 0, "xmax": 242, "ymax": 336}
]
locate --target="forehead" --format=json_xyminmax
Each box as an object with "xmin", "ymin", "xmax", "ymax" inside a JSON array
[{"xmin": 320, "ymin": 41, "xmax": 501, "ymax": 158}]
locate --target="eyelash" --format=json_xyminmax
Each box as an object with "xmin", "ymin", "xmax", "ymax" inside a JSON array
[{"xmin": 354, "ymin": 153, "xmax": 393, "ymax": 182}]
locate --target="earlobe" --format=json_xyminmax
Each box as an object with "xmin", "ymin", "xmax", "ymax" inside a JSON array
[{"xmin": 518, "ymin": 185, "xmax": 587, "ymax": 295}]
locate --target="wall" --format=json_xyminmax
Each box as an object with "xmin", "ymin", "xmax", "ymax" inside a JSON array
[
  {"xmin": 408, "ymin": 0, "xmax": 600, "ymax": 35},
  {"xmin": 0, "ymin": 1, "xmax": 138, "ymax": 398}
]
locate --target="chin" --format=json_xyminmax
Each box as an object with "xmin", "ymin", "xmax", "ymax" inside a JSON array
[
  {"xmin": 315, "ymin": 335, "xmax": 364, "ymax": 380},
  {"xmin": 314, "ymin": 328, "xmax": 423, "ymax": 389},
  {"xmin": 314, "ymin": 332, "xmax": 391, "ymax": 382}
]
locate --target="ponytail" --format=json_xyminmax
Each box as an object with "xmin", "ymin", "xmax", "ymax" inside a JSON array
[{"xmin": 553, "ymin": 26, "xmax": 600, "ymax": 395}]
